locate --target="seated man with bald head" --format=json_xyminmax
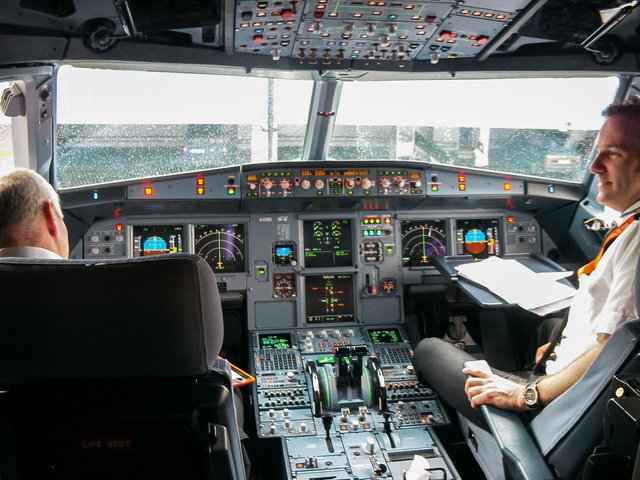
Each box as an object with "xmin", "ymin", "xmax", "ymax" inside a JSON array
[{"xmin": 0, "ymin": 168, "xmax": 69, "ymax": 259}]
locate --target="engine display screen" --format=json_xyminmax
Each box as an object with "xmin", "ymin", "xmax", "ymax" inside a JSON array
[
  {"xmin": 455, "ymin": 218, "xmax": 501, "ymax": 259},
  {"xmin": 401, "ymin": 219, "xmax": 447, "ymax": 266},
  {"xmin": 259, "ymin": 333, "xmax": 292, "ymax": 350},
  {"xmin": 132, "ymin": 225, "xmax": 184, "ymax": 256},
  {"xmin": 369, "ymin": 328, "xmax": 402, "ymax": 344},
  {"xmin": 305, "ymin": 274, "xmax": 355, "ymax": 324},
  {"xmin": 194, "ymin": 223, "xmax": 246, "ymax": 273},
  {"xmin": 303, "ymin": 219, "xmax": 353, "ymax": 268}
]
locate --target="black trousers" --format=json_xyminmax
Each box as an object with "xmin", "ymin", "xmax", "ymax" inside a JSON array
[{"xmin": 412, "ymin": 316, "xmax": 564, "ymax": 428}]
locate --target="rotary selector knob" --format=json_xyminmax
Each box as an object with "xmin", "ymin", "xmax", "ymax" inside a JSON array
[
  {"xmin": 301, "ymin": 179, "xmax": 311, "ymax": 189},
  {"xmin": 90, "ymin": 234, "xmax": 100, "ymax": 243},
  {"xmin": 280, "ymin": 179, "xmax": 290, "ymax": 189},
  {"xmin": 361, "ymin": 178, "xmax": 373, "ymax": 190},
  {"xmin": 263, "ymin": 180, "xmax": 274, "ymax": 190},
  {"xmin": 380, "ymin": 178, "xmax": 391, "ymax": 188},
  {"xmin": 315, "ymin": 179, "xmax": 325, "ymax": 189}
]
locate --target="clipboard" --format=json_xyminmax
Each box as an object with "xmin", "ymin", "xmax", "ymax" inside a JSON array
[{"xmin": 218, "ymin": 357, "xmax": 255, "ymax": 387}]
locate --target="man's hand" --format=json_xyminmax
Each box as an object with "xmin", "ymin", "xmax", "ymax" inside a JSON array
[
  {"xmin": 462, "ymin": 367, "xmax": 527, "ymax": 412},
  {"xmin": 535, "ymin": 342, "xmax": 551, "ymax": 364}
]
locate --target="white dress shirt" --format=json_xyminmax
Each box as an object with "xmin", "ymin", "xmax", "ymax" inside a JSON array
[
  {"xmin": 546, "ymin": 199, "xmax": 640, "ymax": 374},
  {"xmin": 0, "ymin": 246, "xmax": 63, "ymax": 259}
]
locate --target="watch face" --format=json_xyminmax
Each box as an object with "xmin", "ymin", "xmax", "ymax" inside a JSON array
[{"xmin": 524, "ymin": 384, "xmax": 539, "ymax": 407}]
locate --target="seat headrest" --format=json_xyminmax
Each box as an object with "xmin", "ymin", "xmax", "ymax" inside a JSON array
[{"xmin": 0, "ymin": 254, "xmax": 223, "ymax": 383}]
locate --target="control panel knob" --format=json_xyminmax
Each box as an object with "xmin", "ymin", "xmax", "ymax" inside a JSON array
[
  {"xmin": 345, "ymin": 178, "xmax": 355, "ymax": 189},
  {"xmin": 351, "ymin": 420, "xmax": 360, "ymax": 431},
  {"xmin": 263, "ymin": 179, "xmax": 274, "ymax": 190},
  {"xmin": 345, "ymin": 328, "xmax": 354, "ymax": 337},
  {"xmin": 405, "ymin": 364, "xmax": 415, "ymax": 375},
  {"xmin": 395, "ymin": 177, "xmax": 406, "ymax": 188},
  {"xmin": 332, "ymin": 329, "xmax": 341, "ymax": 338},
  {"xmin": 90, "ymin": 234, "xmax": 100, "ymax": 243},
  {"xmin": 300, "ymin": 422, "xmax": 308, "ymax": 432},
  {"xmin": 280, "ymin": 179, "xmax": 290, "ymax": 190},
  {"xmin": 396, "ymin": 401, "xmax": 405, "ymax": 411},
  {"xmin": 90, "ymin": 246, "xmax": 100, "ymax": 255},
  {"xmin": 380, "ymin": 178, "xmax": 391, "ymax": 189},
  {"xmin": 319, "ymin": 329, "xmax": 328, "ymax": 339},
  {"xmin": 301, "ymin": 179, "xmax": 311, "ymax": 189},
  {"xmin": 268, "ymin": 409, "xmax": 276, "ymax": 419},
  {"xmin": 314, "ymin": 179, "xmax": 325, "ymax": 189},
  {"xmin": 286, "ymin": 371, "xmax": 296, "ymax": 382},
  {"xmin": 284, "ymin": 419, "xmax": 292, "ymax": 429},
  {"xmin": 413, "ymin": 180, "xmax": 422, "ymax": 188},
  {"xmin": 361, "ymin": 178, "xmax": 373, "ymax": 190},
  {"xmin": 365, "ymin": 436, "xmax": 376, "ymax": 454},
  {"xmin": 115, "ymin": 233, "xmax": 124, "ymax": 242},
  {"xmin": 306, "ymin": 330, "xmax": 314, "ymax": 339},
  {"xmin": 270, "ymin": 424, "xmax": 277, "ymax": 435},
  {"xmin": 248, "ymin": 182, "xmax": 257, "ymax": 190},
  {"xmin": 283, "ymin": 408, "xmax": 291, "ymax": 417}
]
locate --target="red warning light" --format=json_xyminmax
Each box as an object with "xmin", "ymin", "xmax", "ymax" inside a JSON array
[
  {"xmin": 115, "ymin": 223, "xmax": 123, "ymax": 232},
  {"xmin": 507, "ymin": 216, "xmax": 515, "ymax": 223},
  {"xmin": 458, "ymin": 175, "xmax": 466, "ymax": 182},
  {"xmin": 143, "ymin": 187, "xmax": 153, "ymax": 196},
  {"xmin": 197, "ymin": 177, "xmax": 205, "ymax": 186}
]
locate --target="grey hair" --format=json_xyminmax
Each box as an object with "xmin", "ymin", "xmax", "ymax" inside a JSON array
[{"xmin": 0, "ymin": 168, "xmax": 61, "ymax": 245}]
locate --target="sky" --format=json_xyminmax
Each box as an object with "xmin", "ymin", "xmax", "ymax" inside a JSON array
[{"xmin": 55, "ymin": 66, "xmax": 618, "ymax": 131}]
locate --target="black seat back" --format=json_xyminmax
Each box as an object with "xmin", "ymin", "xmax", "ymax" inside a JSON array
[{"xmin": 0, "ymin": 254, "xmax": 244, "ymax": 480}]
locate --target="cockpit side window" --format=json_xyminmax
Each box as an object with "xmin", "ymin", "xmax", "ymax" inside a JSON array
[{"xmin": 0, "ymin": 81, "xmax": 16, "ymax": 170}]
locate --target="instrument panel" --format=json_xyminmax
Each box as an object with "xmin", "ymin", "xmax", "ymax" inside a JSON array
[{"xmin": 83, "ymin": 208, "xmax": 542, "ymax": 329}]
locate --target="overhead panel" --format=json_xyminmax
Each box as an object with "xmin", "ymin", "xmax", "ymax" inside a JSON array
[{"xmin": 234, "ymin": 0, "xmax": 536, "ymax": 62}]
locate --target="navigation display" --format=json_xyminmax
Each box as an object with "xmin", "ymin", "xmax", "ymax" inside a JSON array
[
  {"xmin": 455, "ymin": 218, "xmax": 501, "ymax": 259},
  {"xmin": 132, "ymin": 225, "xmax": 184, "ymax": 256},
  {"xmin": 303, "ymin": 219, "xmax": 353, "ymax": 268},
  {"xmin": 401, "ymin": 219, "xmax": 447, "ymax": 266},
  {"xmin": 369, "ymin": 328, "xmax": 402, "ymax": 344},
  {"xmin": 305, "ymin": 274, "xmax": 355, "ymax": 324},
  {"xmin": 259, "ymin": 333, "xmax": 292, "ymax": 350},
  {"xmin": 194, "ymin": 223, "xmax": 246, "ymax": 273}
]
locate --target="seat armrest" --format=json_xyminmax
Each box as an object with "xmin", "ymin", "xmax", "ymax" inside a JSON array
[{"xmin": 481, "ymin": 405, "xmax": 555, "ymax": 480}]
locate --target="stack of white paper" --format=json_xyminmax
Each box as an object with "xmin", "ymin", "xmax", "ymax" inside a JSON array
[{"xmin": 455, "ymin": 256, "xmax": 577, "ymax": 315}]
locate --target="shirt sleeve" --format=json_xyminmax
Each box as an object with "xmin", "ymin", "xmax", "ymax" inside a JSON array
[{"xmin": 592, "ymin": 224, "xmax": 640, "ymax": 335}]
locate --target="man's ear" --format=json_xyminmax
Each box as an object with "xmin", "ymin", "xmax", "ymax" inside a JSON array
[{"xmin": 43, "ymin": 200, "xmax": 60, "ymax": 237}]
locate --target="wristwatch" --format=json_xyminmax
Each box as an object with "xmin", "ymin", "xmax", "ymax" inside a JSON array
[{"xmin": 523, "ymin": 379, "xmax": 541, "ymax": 409}]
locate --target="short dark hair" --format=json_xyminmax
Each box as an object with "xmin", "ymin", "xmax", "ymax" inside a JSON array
[{"xmin": 602, "ymin": 97, "xmax": 640, "ymax": 119}]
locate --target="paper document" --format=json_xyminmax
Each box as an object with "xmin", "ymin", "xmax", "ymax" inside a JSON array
[{"xmin": 455, "ymin": 256, "xmax": 576, "ymax": 314}]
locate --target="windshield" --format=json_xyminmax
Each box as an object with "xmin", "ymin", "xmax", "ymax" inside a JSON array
[
  {"xmin": 55, "ymin": 66, "xmax": 619, "ymax": 189},
  {"xmin": 55, "ymin": 66, "xmax": 313, "ymax": 189},
  {"xmin": 330, "ymin": 77, "xmax": 619, "ymax": 182}
]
